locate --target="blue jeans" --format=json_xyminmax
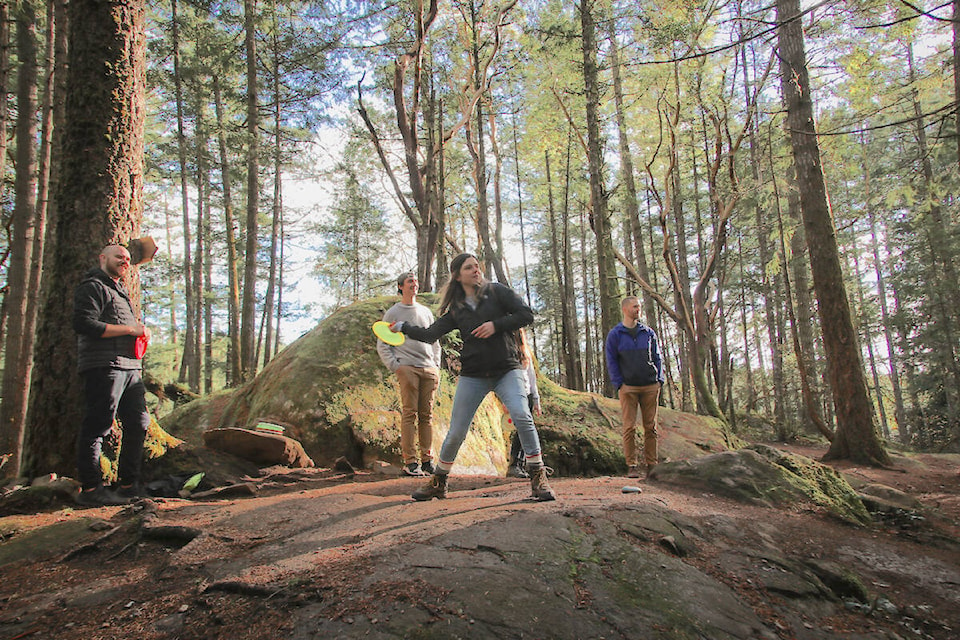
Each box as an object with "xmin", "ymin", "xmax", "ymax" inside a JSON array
[{"xmin": 440, "ymin": 369, "xmax": 542, "ymax": 465}]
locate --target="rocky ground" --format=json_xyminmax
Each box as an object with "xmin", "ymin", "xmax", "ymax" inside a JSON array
[{"xmin": 1, "ymin": 444, "xmax": 959, "ymax": 640}]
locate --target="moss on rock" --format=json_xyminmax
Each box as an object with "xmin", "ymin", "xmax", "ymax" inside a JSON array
[
  {"xmin": 652, "ymin": 444, "xmax": 871, "ymax": 525},
  {"xmin": 161, "ymin": 296, "xmax": 735, "ymax": 474}
]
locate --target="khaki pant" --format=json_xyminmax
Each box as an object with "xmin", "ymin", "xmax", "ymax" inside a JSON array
[
  {"xmin": 396, "ymin": 365, "xmax": 440, "ymax": 465},
  {"xmin": 618, "ymin": 383, "xmax": 661, "ymax": 467}
]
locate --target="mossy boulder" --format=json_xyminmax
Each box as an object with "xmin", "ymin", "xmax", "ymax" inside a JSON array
[
  {"xmin": 161, "ymin": 296, "xmax": 735, "ymax": 474},
  {"xmin": 651, "ymin": 444, "xmax": 871, "ymax": 525}
]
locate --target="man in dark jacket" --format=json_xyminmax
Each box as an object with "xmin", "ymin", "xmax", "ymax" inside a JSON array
[
  {"xmin": 73, "ymin": 244, "xmax": 152, "ymax": 506},
  {"xmin": 605, "ymin": 296, "xmax": 665, "ymax": 478}
]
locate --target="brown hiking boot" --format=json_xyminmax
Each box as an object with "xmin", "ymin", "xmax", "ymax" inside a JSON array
[
  {"xmin": 527, "ymin": 464, "xmax": 556, "ymax": 502},
  {"xmin": 412, "ymin": 473, "xmax": 448, "ymax": 501}
]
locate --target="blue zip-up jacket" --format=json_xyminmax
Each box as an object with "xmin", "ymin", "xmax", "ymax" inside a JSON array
[{"xmin": 605, "ymin": 322, "xmax": 664, "ymax": 389}]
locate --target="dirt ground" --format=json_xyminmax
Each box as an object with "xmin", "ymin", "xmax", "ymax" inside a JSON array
[{"xmin": 1, "ymin": 443, "xmax": 959, "ymax": 640}]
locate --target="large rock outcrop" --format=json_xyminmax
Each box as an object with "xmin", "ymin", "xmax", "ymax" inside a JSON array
[{"xmin": 161, "ymin": 296, "xmax": 735, "ymax": 474}]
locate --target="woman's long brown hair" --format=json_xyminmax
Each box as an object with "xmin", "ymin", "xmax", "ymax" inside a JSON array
[{"xmin": 438, "ymin": 252, "xmax": 490, "ymax": 315}]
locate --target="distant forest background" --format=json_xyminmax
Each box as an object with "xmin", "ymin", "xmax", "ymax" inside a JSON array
[{"xmin": 0, "ymin": 0, "xmax": 958, "ymax": 477}]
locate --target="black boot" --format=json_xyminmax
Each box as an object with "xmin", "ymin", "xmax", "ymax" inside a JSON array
[{"xmin": 506, "ymin": 458, "xmax": 528, "ymax": 478}]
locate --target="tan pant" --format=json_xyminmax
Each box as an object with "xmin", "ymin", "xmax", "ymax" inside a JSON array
[
  {"xmin": 619, "ymin": 383, "xmax": 661, "ymax": 467},
  {"xmin": 396, "ymin": 365, "xmax": 440, "ymax": 465}
]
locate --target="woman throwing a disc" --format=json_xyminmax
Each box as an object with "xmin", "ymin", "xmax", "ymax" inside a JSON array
[{"xmin": 391, "ymin": 252, "xmax": 555, "ymax": 502}]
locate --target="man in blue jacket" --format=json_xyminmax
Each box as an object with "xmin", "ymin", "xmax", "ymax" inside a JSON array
[
  {"xmin": 73, "ymin": 244, "xmax": 152, "ymax": 506},
  {"xmin": 605, "ymin": 296, "xmax": 665, "ymax": 478}
]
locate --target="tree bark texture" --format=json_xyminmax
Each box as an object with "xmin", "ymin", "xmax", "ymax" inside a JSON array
[
  {"xmin": 23, "ymin": 0, "xmax": 147, "ymax": 478},
  {"xmin": 776, "ymin": 0, "xmax": 889, "ymax": 465}
]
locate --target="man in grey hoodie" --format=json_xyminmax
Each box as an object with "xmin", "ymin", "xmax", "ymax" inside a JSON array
[{"xmin": 378, "ymin": 272, "xmax": 442, "ymax": 476}]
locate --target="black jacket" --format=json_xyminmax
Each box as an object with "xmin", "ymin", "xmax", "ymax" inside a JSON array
[
  {"xmin": 402, "ymin": 282, "xmax": 533, "ymax": 378},
  {"xmin": 73, "ymin": 268, "xmax": 141, "ymax": 372}
]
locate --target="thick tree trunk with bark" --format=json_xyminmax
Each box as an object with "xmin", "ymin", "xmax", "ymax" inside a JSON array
[
  {"xmin": 22, "ymin": 0, "xmax": 147, "ymax": 478},
  {"xmin": 776, "ymin": 0, "xmax": 889, "ymax": 466}
]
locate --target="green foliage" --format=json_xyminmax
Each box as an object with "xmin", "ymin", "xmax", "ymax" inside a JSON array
[
  {"xmin": 97, "ymin": 417, "xmax": 183, "ymax": 486},
  {"xmin": 311, "ymin": 140, "xmax": 390, "ymax": 309}
]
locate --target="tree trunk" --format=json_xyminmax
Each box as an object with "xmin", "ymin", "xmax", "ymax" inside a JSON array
[
  {"xmin": 21, "ymin": 0, "xmax": 62, "ymax": 445},
  {"xmin": 511, "ymin": 117, "xmax": 535, "ymax": 347},
  {"xmin": 953, "ymin": 0, "xmax": 959, "ymax": 171},
  {"xmin": 356, "ymin": 0, "xmax": 445, "ymax": 291},
  {"xmin": 487, "ymin": 110, "xmax": 509, "ymax": 283},
  {"xmin": 580, "ymin": 0, "xmax": 621, "ymax": 397},
  {"xmin": 579, "ymin": 207, "xmax": 597, "ymax": 391},
  {"xmin": 263, "ymin": 25, "xmax": 282, "ymax": 368},
  {"xmin": 171, "ymin": 0, "xmax": 196, "ymax": 388},
  {"xmin": 562, "ymin": 133, "xmax": 583, "ymax": 389},
  {"xmin": 431, "ymin": 91, "xmax": 448, "ymax": 287},
  {"xmin": 735, "ymin": 234, "xmax": 757, "ymax": 412},
  {"xmin": 213, "ymin": 75, "xmax": 242, "ymax": 385},
  {"xmin": 162, "ymin": 199, "xmax": 177, "ymax": 344},
  {"xmin": 0, "ymin": 3, "xmax": 9, "ymax": 206},
  {"xmin": 851, "ymin": 246, "xmax": 889, "ymax": 439},
  {"xmin": 546, "ymin": 149, "xmax": 580, "ymax": 390},
  {"xmin": 860, "ymin": 135, "xmax": 905, "ymax": 440},
  {"xmin": 273, "ymin": 212, "xmax": 284, "ymax": 358},
  {"xmin": 607, "ymin": 20, "xmax": 656, "ymax": 329},
  {"xmin": 906, "ymin": 43, "xmax": 960, "ymax": 421},
  {"xmin": 194, "ymin": 108, "xmax": 212, "ymax": 394},
  {"xmin": 772, "ymin": 162, "xmax": 832, "ymax": 441},
  {"xmin": 741, "ymin": 47, "xmax": 786, "ymax": 432},
  {"xmin": 776, "ymin": 0, "xmax": 889, "ymax": 466},
  {"xmin": 203, "ymin": 179, "xmax": 213, "ymax": 394},
  {"xmin": 0, "ymin": 5, "xmax": 39, "ymax": 475},
  {"xmin": 240, "ymin": 0, "xmax": 260, "ymax": 381},
  {"xmin": 866, "ymin": 187, "xmax": 907, "ymax": 442},
  {"xmin": 188, "ymin": 107, "xmax": 205, "ymax": 393},
  {"xmin": 17, "ymin": 0, "xmax": 62, "ymax": 471},
  {"xmin": 22, "ymin": 0, "xmax": 147, "ymax": 478}
]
